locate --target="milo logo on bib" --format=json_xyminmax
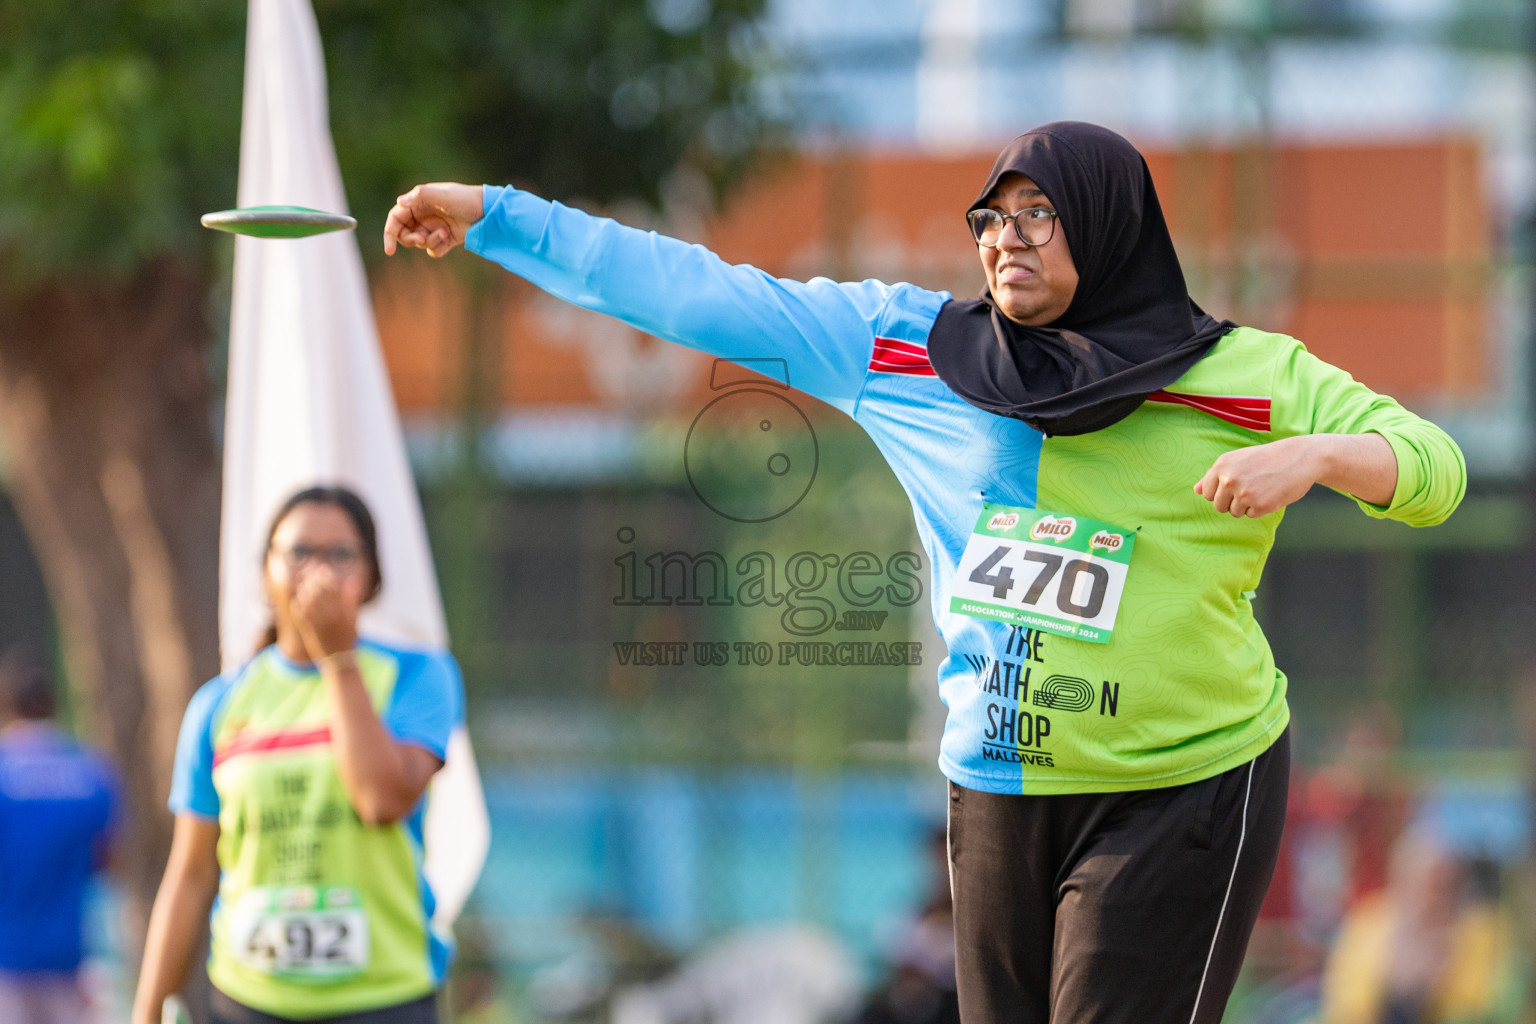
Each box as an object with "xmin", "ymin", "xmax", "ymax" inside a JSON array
[
  {"xmin": 1089, "ymin": 530, "xmax": 1123, "ymax": 553},
  {"xmin": 988, "ymin": 511, "xmax": 1020, "ymax": 531},
  {"xmin": 1029, "ymin": 515, "xmax": 1076, "ymax": 542}
]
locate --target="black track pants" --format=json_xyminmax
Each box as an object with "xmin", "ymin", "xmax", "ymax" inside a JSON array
[
  {"xmin": 210, "ymin": 989, "xmax": 439, "ymax": 1024},
  {"xmin": 948, "ymin": 730, "xmax": 1289, "ymax": 1024}
]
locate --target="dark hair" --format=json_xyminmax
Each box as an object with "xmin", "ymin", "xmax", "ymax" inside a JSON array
[
  {"xmin": 0, "ymin": 653, "xmax": 56, "ymax": 721},
  {"xmin": 257, "ymin": 485, "xmax": 383, "ymax": 651}
]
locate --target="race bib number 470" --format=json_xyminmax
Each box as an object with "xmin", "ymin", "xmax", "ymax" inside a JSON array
[
  {"xmin": 949, "ymin": 504, "xmax": 1135, "ymax": 644},
  {"xmin": 228, "ymin": 885, "xmax": 369, "ymax": 979}
]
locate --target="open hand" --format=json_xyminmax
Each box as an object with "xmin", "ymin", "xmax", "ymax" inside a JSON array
[{"xmin": 383, "ymin": 183, "xmax": 483, "ymax": 258}]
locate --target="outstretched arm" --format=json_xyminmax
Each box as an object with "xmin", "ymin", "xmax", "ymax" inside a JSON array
[{"xmin": 385, "ymin": 182, "xmax": 943, "ymax": 410}]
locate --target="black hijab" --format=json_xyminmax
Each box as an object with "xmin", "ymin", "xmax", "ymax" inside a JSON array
[{"xmin": 927, "ymin": 121, "xmax": 1232, "ymax": 436}]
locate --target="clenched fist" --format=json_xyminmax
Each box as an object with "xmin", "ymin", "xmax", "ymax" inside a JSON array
[
  {"xmin": 383, "ymin": 182, "xmax": 483, "ymax": 258},
  {"xmin": 1194, "ymin": 433, "xmax": 1397, "ymax": 518}
]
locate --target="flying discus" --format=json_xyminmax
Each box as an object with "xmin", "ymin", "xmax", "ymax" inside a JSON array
[{"xmin": 200, "ymin": 205, "xmax": 356, "ymax": 238}]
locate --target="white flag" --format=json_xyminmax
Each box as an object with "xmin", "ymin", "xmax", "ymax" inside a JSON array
[{"xmin": 221, "ymin": 0, "xmax": 490, "ymax": 928}]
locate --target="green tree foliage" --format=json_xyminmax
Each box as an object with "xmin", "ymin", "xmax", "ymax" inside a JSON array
[
  {"xmin": 0, "ymin": 0, "xmax": 779, "ymax": 290},
  {"xmin": 0, "ymin": 2, "xmax": 244, "ymax": 285},
  {"xmin": 324, "ymin": 0, "xmax": 779, "ymax": 237}
]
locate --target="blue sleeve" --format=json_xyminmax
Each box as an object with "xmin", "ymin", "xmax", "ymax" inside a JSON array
[
  {"xmin": 97, "ymin": 755, "xmax": 122, "ymax": 838},
  {"xmin": 167, "ymin": 679, "xmax": 227, "ymax": 820},
  {"xmin": 381, "ymin": 648, "xmax": 464, "ymax": 762},
  {"xmin": 91, "ymin": 754, "xmax": 122, "ymax": 869},
  {"xmin": 466, "ymin": 185, "xmax": 928, "ymax": 411}
]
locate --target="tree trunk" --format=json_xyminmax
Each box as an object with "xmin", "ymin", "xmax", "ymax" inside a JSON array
[{"xmin": 0, "ymin": 259, "xmax": 222, "ymax": 976}]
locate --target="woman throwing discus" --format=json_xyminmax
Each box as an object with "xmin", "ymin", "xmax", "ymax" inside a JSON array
[
  {"xmin": 385, "ymin": 122, "xmax": 1465, "ymax": 1024},
  {"xmin": 133, "ymin": 487, "xmax": 464, "ymax": 1024}
]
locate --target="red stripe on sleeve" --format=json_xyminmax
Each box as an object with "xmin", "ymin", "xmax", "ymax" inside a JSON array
[
  {"xmin": 870, "ymin": 337, "xmax": 936, "ymax": 376},
  {"xmin": 1148, "ymin": 391, "xmax": 1272, "ymax": 432}
]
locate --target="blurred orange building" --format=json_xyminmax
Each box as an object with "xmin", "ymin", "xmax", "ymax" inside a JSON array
[{"xmin": 373, "ymin": 137, "xmax": 1490, "ymax": 418}]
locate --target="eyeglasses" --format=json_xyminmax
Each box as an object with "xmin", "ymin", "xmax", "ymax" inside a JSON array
[
  {"xmin": 967, "ymin": 207, "xmax": 1059, "ymax": 249},
  {"xmin": 270, "ymin": 544, "xmax": 364, "ymax": 571}
]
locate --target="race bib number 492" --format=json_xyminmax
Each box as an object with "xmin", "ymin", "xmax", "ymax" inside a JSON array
[
  {"xmin": 949, "ymin": 504, "xmax": 1135, "ymax": 644},
  {"xmin": 228, "ymin": 885, "xmax": 369, "ymax": 979}
]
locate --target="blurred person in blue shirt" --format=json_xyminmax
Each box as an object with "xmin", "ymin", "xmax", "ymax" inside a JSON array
[{"xmin": 0, "ymin": 655, "xmax": 120, "ymax": 1024}]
